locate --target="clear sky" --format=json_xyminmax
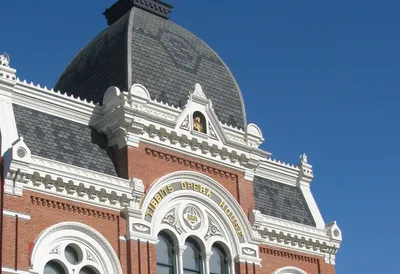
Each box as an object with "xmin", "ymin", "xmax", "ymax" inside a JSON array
[{"xmin": 2, "ymin": 1, "xmax": 399, "ymax": 273}]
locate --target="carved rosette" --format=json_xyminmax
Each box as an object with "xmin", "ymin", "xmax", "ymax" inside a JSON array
[
  {"xmin": 204, "ymin": 218, "xmax": 222, "ymax": 241},
  {"xmin": 182, "ymin": 205, "xmax": 202, "ymax": 230}
]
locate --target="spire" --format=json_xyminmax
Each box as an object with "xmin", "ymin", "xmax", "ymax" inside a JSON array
[{"xmin": 104, "ymin": 0, "xmax": 173, "ymax": 25}]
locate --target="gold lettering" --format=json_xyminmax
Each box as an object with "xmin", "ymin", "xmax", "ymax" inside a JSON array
[
  {"xmin": 155, "ymin": 194, "xmax": 162, "ymax": 202},
  {"xmin": 219, "ymin": 200, "xmax": 226, "ymax": 209},
  {"xmin": 146, "ymin": 209, "xmax": 153, "ymax": 217},
  {"xmin": 167, "ymin": 184, "xmax": 174, "ymax": 193},
  {"xmin": 234, "ymin": 222, "xmax": 239, "ymax": 229},
  {"xmin": 188, "ymin": 182, "xmax": 193, "ymax": 189},
  {"xmin": 225, "ymin": 208, "xmax": 231, "ymax": 216},
  {"xmin": 180, "ymin": 182, "xmax": 187, "ymax": 190},
  {"xmin": 158, "ymin": 190, "xmax": 164, "ymax": 198},
  {"xmin": 206, "ymin": 190, "xmax": 211, "ymax": 197},
  {"xmin": 151, "ymin": 199, "xmax": 158, "ymax": 209},
  {"xmin": 149, "ymin": 203, "xmax": 155, "ymax": 211},
  {"xmin": 161, "ymin": 187, "xmax": 168, "ymax": 196},
  {"xmin": 230, "ymin": 215, "xmax": 236, "ymax": 222},
  {"xmin": 194, "ymin": 184, "xmax": 198, "ymax": 191},
  {"xmin": 237, "ymin": 230, "xmax": 243, "ymax": 237},
  {"xmin": 200, "ymin": 185, "xmax": 206, "ymax": 194}
]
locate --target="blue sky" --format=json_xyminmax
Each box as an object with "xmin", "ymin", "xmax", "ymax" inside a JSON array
[{"xmin": 2, "ymin": 1, "xmax": 399, "ymax": 273}]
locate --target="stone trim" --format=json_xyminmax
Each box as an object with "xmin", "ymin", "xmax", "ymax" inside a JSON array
[
  {"xmin": 259, "ymin": 247, "xmax": 318, "ymax": 264},
  {"xmin": 145, "ymin": 147, "xmax": 238, "ymax": 180},
  {"xmin": 30, "ymin": 195, "xmax": 117, "ymax": 221}
]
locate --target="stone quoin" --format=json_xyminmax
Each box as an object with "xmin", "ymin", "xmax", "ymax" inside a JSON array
[{"xmin": 0, "ymin": 0, "xmax": 342, "ymax": 273}]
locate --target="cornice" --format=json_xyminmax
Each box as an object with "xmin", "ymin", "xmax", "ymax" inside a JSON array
[
  {"xmin": 3, "ymin": 138, "xmax": 145, "ymax": 211},
  {"xmin": 249, "ymin": 210, "xmax": 341, "ymax": 265},
  {"xmin": 11, "ymin": 79, "xmax": 100, "ymax": 125},
  {"xmin": 95, "ymin": 84, "xmax": 269, "ymax": 173}
]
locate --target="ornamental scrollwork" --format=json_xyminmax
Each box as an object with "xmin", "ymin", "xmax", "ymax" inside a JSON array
[
  {"xmin": 162, "ymin": 208, "xmax": 183, "ymax": 234},
  {"xmin": 204, "ymin": 218, "xmax": 222, "ymax": 241}
]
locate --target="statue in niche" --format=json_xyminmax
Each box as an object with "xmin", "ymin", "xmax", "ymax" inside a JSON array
[{"xmin": 193, "ymin": 111, "xmax": 206, "ymax": 133}]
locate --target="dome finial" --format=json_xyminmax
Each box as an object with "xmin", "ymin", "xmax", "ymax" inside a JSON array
[
  {"xmin": 104, "ymin": 0, "xmax": 173, "ymax": 26},
  {"xmin": 0, "ymin": 53, "xmax": 10, "ymax": 67}
]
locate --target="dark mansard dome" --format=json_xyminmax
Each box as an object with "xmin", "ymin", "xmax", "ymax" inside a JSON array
[{"xmin": 55, "ymin": 0, "xmax": 247, "ymax": 129}]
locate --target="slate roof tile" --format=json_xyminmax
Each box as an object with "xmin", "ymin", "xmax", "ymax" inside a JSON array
[
  {"xmin": 55, "ymin": 8, "xmax": 246, "ymax": 129},
  {"xmin": 253, "ymin": 176, "xmax": 316, "ymax": 227},
  {"xmin": 13, "ymin": 104, "xmax": 118, "ymax": 177}
]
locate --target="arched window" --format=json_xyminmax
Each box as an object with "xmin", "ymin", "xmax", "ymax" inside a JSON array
[
  {"xmin": 31, "ymin": 222, "xmax": 122, "ymax": 274},
  {"xmin": 44, "ymin": 260, "xmax": 66, "ymax": 274},
  {"xmin": 210, "ymin": 245, "xmax": 228, "ymax": 274},
  {"xmin": 157, "ymin": 232, "xmax": 175, "ymax": 274},
  {"xmin": 183, "ymin": 238, "xmax": 202, "ymax": 274}
]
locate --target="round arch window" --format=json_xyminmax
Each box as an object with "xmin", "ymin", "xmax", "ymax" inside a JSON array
[
  {"xmin": 210, "ymin": 244, "xmax": 228, "ymax": 274},
  {"xmin": 183, "ymin": 238, "xmax": 202, "ymax": 274},
  {"xmin": 43, "ymin": 243, "xmax": 100, "ymax": 274},
  {"xmin": 65, "ymin": 244, "xmax": 81, "ymax": 265},
  {"xmin": 44, "ymin": 260, "xmax": 66, "ymax": 274}
]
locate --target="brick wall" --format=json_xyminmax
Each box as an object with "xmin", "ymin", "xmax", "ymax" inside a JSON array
[
  {"xmin": 1, "ymin": 190, "xmax": 126, "ymax": 271},
  {"xmin": 114, "ymin": 143, "xmax": 255, "ymax": 216},
  {"xmin": 258, "ymin": 244, "xmax": 336, "ymax": 274},
  {"xmin": 0, "ymin": 151, "xmax": 3, "ymax": 270}
]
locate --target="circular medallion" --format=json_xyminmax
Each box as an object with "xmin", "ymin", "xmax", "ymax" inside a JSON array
[{"xmin": 182, "ymin": 205, "xmax": 202, "ymax": 230}]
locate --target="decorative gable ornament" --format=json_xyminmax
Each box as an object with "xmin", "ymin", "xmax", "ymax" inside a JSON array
[{"xmin": 192, "ymin": 83, "xmax": 207, "ymax": 99}]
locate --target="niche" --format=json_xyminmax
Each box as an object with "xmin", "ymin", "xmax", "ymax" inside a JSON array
[{"xmin": 192, "ymin": 111, "xmax": 207, "ymax": 134}]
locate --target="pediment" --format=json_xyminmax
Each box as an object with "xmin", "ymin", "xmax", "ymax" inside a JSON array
[{"xmin": 176, "ymin": 83, "xmax": 226, "ymax": 143}]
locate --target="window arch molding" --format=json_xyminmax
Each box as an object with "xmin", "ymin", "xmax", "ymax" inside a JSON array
[
  {"xmin": 30, "ymin": 222, "xmax": 123, "ymax": 274},
  {"xmin": 153, "ymin": 197, "xmax": 234, "ymax": 255},
  {"xmin": 143, "ymin": 171, "xmax": 256, "ymax": 244},
  {"xmin": 272, "ymin": 266, "xmax": 308, "ymax": 274}
]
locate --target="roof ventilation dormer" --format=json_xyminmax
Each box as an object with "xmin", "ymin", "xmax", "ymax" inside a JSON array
[{"xmin": 104, "ymin": 0, "xmax": 173, "ymax": 25}]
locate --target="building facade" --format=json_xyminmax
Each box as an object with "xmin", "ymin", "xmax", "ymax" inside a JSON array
[{"xmin": 0, "ymin": 1, "xmax": 342, "ymax": 274}]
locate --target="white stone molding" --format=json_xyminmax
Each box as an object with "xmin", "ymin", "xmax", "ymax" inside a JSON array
[
  {"xmin": 255, "ymin": 158, "xmax": 301, "ymax": 187},
  {"xmin": 1, "ymin": 267, "xmax": 30, "ymax": 274},
  {"xmin": 0, "ymin": 54, "xmax": 17, "ymax": 95},
  {"xmin": 11, "ymin": 82, "xmax": 98, "ymax": 125},
  {"xmin": 3, "ymin": 209, "xmax": 31, "ymax": 220},
  {"xmin": 0, "ymin": 96, "xmax": 18, "ymax": 157},
  {"xmin": 130, "ymin": 83, "xmax": 151, "ymax": 100},
  {"xmin": 272, "ymin": 266, "xmax": 308, "ymax": 274},
  {"xmin": 126, "ymin": 170, "xmax": 261, "ymax": 265},
  {"xmin": 295, "ymin": 154, "xmax": 325, "ymax": 229},
  {"xmin": 4, "ymin": 137, "xmax": 138, "ymax": 210},
  {"xmin": 30, "ymin": 222, "xmax": 123, "ymax": 274},
  {"xmin": 0, "ymin": 53, "xmax": 10, "ymax": 67},
  {"xmin": 103, "ymin": 86, "xmax": 121, "ymax": 106},
  {"xmin": 94, "ymin": 83, "xmax": 270, "ymax": 173},
  {"xmin": 250, "ymin": 210, "xmax": 341, "ymax": 265}
]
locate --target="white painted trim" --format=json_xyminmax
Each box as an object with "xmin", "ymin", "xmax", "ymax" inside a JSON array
[
  {"xmin": 250, "ymin": 210, "xmax": 341, "ymax": 265},
  {"xmin": 3, "ymin": 209, "xmax": 31, "ymax": 220},
  {"xmin": 272, "ymin": 266, "xmax": 308, "ymax": 274},
  {"xmin": 298, "ymin": 184, "xmax": 325, "ymax": 229},
  {"xmin": 132, "ymin": 171, "xmax": 262, "ymax": 265},
  {"xmin": 1, "ymin": 267, "xmax": 30, "ymax": 274},
  {"xmin": 0, "ymin": 96, "xmax": 18, "ymax": 157},
  {"xmin": 12, "ymin": 80, "xmax": 99, "ymax": 125},
  {"xmin": 30, "ymin": 222, "xmax": 123, "ymax": 274},
  {"xmin": 5, "ymin": 152, "xmax": 137, "ymax": 210}
]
